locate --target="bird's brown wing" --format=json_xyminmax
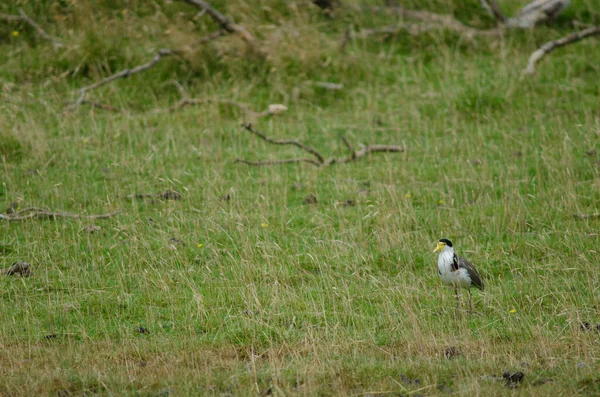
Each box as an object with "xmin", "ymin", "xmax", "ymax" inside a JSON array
[{"xmin": 458, "ymin": 256, "xmax": 484, "ymax": 290}]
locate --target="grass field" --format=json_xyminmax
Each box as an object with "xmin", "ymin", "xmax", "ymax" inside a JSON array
[{"xmin": 1, "ymin": 0, "xmax": 600, "ymax": 395}]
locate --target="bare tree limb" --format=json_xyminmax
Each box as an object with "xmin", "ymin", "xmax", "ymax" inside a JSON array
[
  {"xmin": 522, "ymin": 26, "xmax": 600, "ymax": 75},
  {"xmin": 352, "ymin": 0, "xmax": 571, "ymax": 45},
  {"xmin": 481, "ymin": 0, "xmax": 506, "ymax": 24},
  {"xmin": 236, "ymin": 124, "xmax": 406, "ymax": 167},
  {"xmin": 0, "ymin": 208, "xmax": 121, "ymax": 221},
  {"xmin": 179, "ymin": 0, "xmax": 256, "ymax": 45},
  {"xmin": 240, "ymin": 123, "xmax": 325, "ymax": 164},
  {"xmin": 234, "ymin": 158, "xmax": 322, "ymax": 166},
  {"xmin": 573, "ymin": 212, "xmax": 600, "ymax": 220},
  {"xmin": 0, "ymin": 8, "xmax": 63, "ymax": 48},
  {"xmin": 507, "ymin": 0, "xmax": 570, "ymax": 29},
  {"xmin": 351, "ymin": 6, "xmax": 500, "ymax": 41},
  {"xmin": 66, "ymin": 48, "xmax": 180, "ymax": 110},
  {"xmin": 66, "ymin": 30, "xmax": 224, "ymax": 110},
  {"xmin": 153, "ymin": 81, "xmax": 287, "ymax": 120},
  {"xmin": 339, "ymin": 134, "xmax": 356, "ymax": 160}
]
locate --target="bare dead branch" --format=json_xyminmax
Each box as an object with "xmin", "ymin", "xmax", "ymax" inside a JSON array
[
  {"xmin": 481, "ymin": 0, "xmax": 506, "ymax": 24},
  {"xmin": 240, "ymin": 123, "xmax": 325, "ymax": 164},
  {"xmin": 0, "ymin": 208, "xmax": 121, "ymax": 221},
  {"xmin": 124, "ymin": 189, "xmax": 182, "ymax": 201},
  {"xmin": 339, "ymin": 134, "xmax": 356, "ymax": 160},
  {"xmin": 340, "ymin": 27, "xmax": 351, "ymax": 52},
  {"xmin": 573, "ymin": 212, "xmax": 600, "ymax": 220},
  {"xmin": 311, "ymin": 81, "xmax": 344, "ymax": 90},
  {"xmin": 0, "ymin": 9, "xmax": 63, "ymax": 47},
  {"xmin": 351, "ymin": 6, "xmax": 500, "ymax": 40},
  {"xmin": 522, "ymin": 26, "xmax": 600, "ymax": 75},
  {"xmin": 236, "ymin": 125, "xmax": 406, "ymax": 167},
  {"xmin": 354, "ymin": 0, "xmax": 570, "ymax": 44},
  {"xmin": 66, "ymin": 30, "xmax": 224, "ymax": 110},
  {"xmin": 154, "ymin": 81, "xmax": 287, "ymax": 120},
  {"xmin": 234, "ymin": 158, "xmax": 322, "ymax": 166},
  {"xmin": 507, "ymin": 0, "xmax": 570, "ymax": 28},
  {"xmin": 180, "ymin": 0, "xmax": 256, "ymax": 44},
  {"xmin": 80, "ymin": 100, "xmax": 122, "ymax": 112},
  {"xmin": 66, "ymin": 48, "xmax": 180, "ymax": 110}
]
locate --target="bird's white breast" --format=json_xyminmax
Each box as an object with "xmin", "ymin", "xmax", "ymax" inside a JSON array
[{"xmin": 438, "ymin": 251, "xmax": 472, "ymax": 288}]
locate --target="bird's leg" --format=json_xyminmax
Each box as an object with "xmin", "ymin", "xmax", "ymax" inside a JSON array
[
  {"xmin": 454, "ymin": 286, "xmax": 460, "ymax": 319},
  {"xmin": 468, "ymin": 289, "xmax": 474, "ymax": 314}
]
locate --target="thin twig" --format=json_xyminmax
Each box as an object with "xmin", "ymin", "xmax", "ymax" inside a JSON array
[
  {"xmin": 522, "ymin": 26, "xmax": 600, "ymax": 75},
  {"xmin": 0, "ymin": 208, "xmax": 121, "ymax": 221},
  {"xmin": 18, "ymin": 8, "xmax": 63, "ymax": 47},
  {"xmin": 179, "ymin": 0, "xmax": 256, "ymax": 45},
  {"xmin": 236, "ymin": 125, "xmax": 406, "ymax": 167},
  {"xmin": 66, "ymin": 30, "xmax": 223, "ymax": 110},
  {"xmin": 339, "ymin": 134, "xmax": 356, "ymax": 160},
  {"xmin": 240, "ymin": 123, "xmax": 325, "ymax": 164},
  {"xmin": 67, "ymin": 49, "xmax": 179, "ymax": 110},
  {"xmin": 155, "ymin": 81, "xmax": 286, "ymax": 119},
  {"xmin": 0, "ymin": 9, "xmax": 63, "ymax": 47},
  {"xmin": 234, "ymin": 158, "xmax": 322, "ymax": 166}
]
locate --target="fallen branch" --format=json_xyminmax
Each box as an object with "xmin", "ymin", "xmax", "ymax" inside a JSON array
[
  {"xmin": 66, "ymin": 48, "xmax": 181, "ymax": 110},
  {"xmin": 179, "ymin": 0, "xmax": 256, "ymax": 45},
  {"xmin": 0, "ymin": 8, "xmax": 63, "ymax": 48},
  {"xmin": 155, "ymin": 81, "xmax": 287, "ymax": 120},
  {"xmin": 522, "ymin": 26, "xmax": 600, "ymax": 75},
  {"xmin": 124, "ymin": 189, "xmax": 182, "ymax": 201},
  {"xmin": 351, "ymin": 5, "xmax": 500, "ymax": 40},
  {"xmin": 507, "ymin": 0, "xmax": 570, "ymax": 29},
  {"xmin": 573, "ymin": 212, "xmax": 600, "ymax": 220},
  {"xmin": 65, "ymin": 0, "xmax": 251, "ymax": 111},
  {"xmin": 236, "ymin": 124, "xmax": 406, "ymax": 167},
  {"xmin": 0, "ymin": 208, "xmax": 121, "ymax": 221},
  {"xmin": 481, "ymin": 0, "xmax": 506, "ymax": 24},
  {"xmin": 349, "ymin": 0, "xmax": 570, "ymax": 45}
]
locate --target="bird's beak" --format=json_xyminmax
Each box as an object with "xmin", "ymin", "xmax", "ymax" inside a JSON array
[{"xmin": 433, "ymin": 242, "xmax": 443, "ymax": 253}]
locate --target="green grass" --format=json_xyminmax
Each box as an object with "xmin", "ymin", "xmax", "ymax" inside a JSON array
[{"xmin": 1, "ymin": 0, "xmax": 600, "ymax": 395}]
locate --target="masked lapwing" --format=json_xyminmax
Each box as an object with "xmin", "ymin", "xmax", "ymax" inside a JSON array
[{"xmin": 433, "ymin": 238, "xmax": 484, "ymax": 317}]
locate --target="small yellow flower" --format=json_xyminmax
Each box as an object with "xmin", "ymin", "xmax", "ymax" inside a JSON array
[
  {"xmin": 438, "ymin": 200, "xmax": 444, "ymax": 205},
  {"xmin": 197, "ymin": 243, "xmax": 203, "ymax": 248},
  {"xmin": 12, "ymin": 31, "xmax": 19, "ymax": 37},
  {"xmin": 121, "ymin": 9, "xmax": 127, "ymax": 14},
  {"xmin": 405, "ymin": 193, "xmax": 411, "ymax": 199},
  {"xmin": 261, "ymin": 223, "xmax": 269, "ymax": 228},
  {"xmin": 17, "ymin": 207, "xmax": 21, "ymax": 211},
  {"xmin": 509, "ymin": 309, "xmax": 516, "ymax": 314}
]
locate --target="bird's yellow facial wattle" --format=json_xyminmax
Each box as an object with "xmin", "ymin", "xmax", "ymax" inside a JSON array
[{"xmin": 433, "ymin": 241, "xmax": 445, "ymax": 253}]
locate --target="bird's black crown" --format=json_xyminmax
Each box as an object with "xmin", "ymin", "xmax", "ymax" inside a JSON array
[{"xmin": 438, "ymin": 238, "xmax": 453, "ymax": 247}]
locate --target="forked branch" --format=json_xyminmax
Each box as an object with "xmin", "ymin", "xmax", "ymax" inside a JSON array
[
  {"xmin": 522, "ymin": 26, "xmax": 600, "ymax": 75},
  {"xmin": 236, "ymin": 124, "xmax": 406, "ymax": 167}
]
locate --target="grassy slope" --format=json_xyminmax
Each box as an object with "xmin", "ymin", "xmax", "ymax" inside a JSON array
[{"xmin": 1, "ymin": 0, "xmax": 600, "ymax": 395}]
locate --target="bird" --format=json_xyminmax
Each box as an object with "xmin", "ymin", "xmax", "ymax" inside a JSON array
[{"xmin": 433, "ymin": 238, "xmax": 484, "ymax": 317}]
